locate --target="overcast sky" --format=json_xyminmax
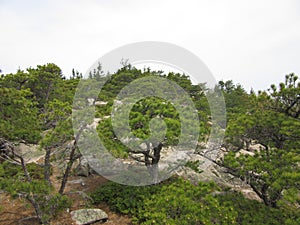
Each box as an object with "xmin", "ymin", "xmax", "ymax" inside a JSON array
[{"xmin": 1, "ymin": 0, "xmax": 300, "ymax": 91}]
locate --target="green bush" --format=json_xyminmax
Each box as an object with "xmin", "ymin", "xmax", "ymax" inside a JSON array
[
  {"xmin": 91, "ymin": 177, "xmax": 164, "ymax": 215},
  {"xmin": 91, "ymin": 176, "xmax": 300, "ymax": 224},
  {"xmin": 0, "ymin": 161, "xmax": 44, "ymax": 180},
  {"xmin": 184, "ymin": 160, "xmax": 203, "ymax": 173},
  {"xmin": 91, "ymin": 177, "xmax": 237, "ymax": 224},
  {"xmin": 216, "ymin": 192, "xmax": 299, "ymax": 225},
  {"xmin": 0, "ymin": 161, "xmax": 71, "ymax": 222},
  {"xmin": 38, "ymin": 194, "xmax": 72, "ymax": 222}
]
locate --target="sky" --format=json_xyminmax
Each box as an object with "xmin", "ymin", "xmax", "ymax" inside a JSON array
[{"xmin": 1, "ymin": 0, "xmax": 300, "ymax": 91}]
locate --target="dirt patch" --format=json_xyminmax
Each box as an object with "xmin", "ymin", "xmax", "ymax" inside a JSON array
[
  {"xmin": 0, "ymin": 173, "xmax": 132, "ymax": 225},
  {"xmin": 0, "ymin": 194, "xmax": 38, "ymax": 225}
]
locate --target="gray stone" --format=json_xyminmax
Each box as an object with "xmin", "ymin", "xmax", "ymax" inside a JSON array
[
  {"xmin": 17, "ymin": 143, "xmax": 44, "ymax": 163},
  {"xmin": 94, "ymin": 101, "xmax": 107, "ymax": 106},
  {"xmin": 75, "ymin": 158, "xmax": 91, "ymax": 177},
  {"xmin": 70, "ymin": 208, "xmax": 108, "ymax": 225},
  {"xmin": 236, "ymin": 149, "xmax": 255, "ymax": 157}
]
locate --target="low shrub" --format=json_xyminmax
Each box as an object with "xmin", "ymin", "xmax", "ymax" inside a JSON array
[{"xmin": 91, "ymin": 176, "xmax": 237, "ymax": 224}]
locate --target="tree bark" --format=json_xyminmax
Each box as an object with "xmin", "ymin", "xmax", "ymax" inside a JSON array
[
  {"xmin": 59, "ymin": 126, "xmax": 84, "ymax": 194},
  {"xmin": 13, "ymin": 148, "xmax": 49, "ymax": 224},
  {"xmin": 44, "ymin": 147, "xmax": 52, "ymax": 185},
  {"xmin": 59, "ymin": 146, "xmax": 81, "ymax": 195}
]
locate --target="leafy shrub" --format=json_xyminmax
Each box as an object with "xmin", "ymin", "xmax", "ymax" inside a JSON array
[
  {"xmin": 38, "ymin": 194, "xmax": 72, "ymax": 222},
  {"xmin": 216, "ymin": 192, "xmax": 299, "ymax": 225},
  {"xmin": 184, "ymin": 160, "xmax": 203, "ymax": 173},
  {"xmin": 0, "ymin": 161, "xmax": 44, "ymax": 180},
  {"xmin": 91, "ymin": 177, "xmax": 164, "ymax": 215},
  {"xmin": 91, "ymin": 176, "xmax": 237, "ymax": 224},
  {"xmin": 91, "ymin": 176, "xmax": 300, "ymax": 224},
  {"xmin": 0, "ymin": 161, "xmax": 70, "ymax": 222}
]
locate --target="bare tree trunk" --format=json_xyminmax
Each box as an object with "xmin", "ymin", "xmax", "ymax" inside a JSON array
[
  {"xmin": 128, "ymin": 141, "xmax": 163, "ymax": 184},
  {"xmin": 27, "ymin": 196, "xmax": 49, "ymax": 225},
  {"xmin": 59, "ymin": 126, "xmax": 84, "ymax": 194},
  {"xmin": 59, "ymin": 146, "xmax": 81, "ymax": 195},
  {"xmin": 144, "ymin": 142, "xmax": 151, "ymax": 169},
  {"xmin": 151, "ymin": 142, "xmax": 162, "ymax": 184},
  {"xmin": 152, "ymin": 142, "xmax": 162, "ymax": 165},
  {"xmin": 13, "ymin": 149, "xmax": 49, "ymax": 224},
  {"xmin": 44, "ymin": 147, "xmax": 52, "ymax": 185},
  {"xmin": 144, "ymin": 142, "xmax": 162, "ymax": 184}
]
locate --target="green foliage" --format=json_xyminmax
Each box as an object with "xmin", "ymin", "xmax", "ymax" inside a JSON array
[
  {"xmin": 53, "ymin": 78, "xmax": 80, "ymax": 105},
  {"xmin": 1, "ymin": 63, "xmax": 300, "ymax": 224},
  {"xmin": 92, "ymin": 177, "xmax": 299, "ymax": 225},
  {"xmin": 225, "ymin": 109, "xmax": 300, "ymax": 149},
  {"xmin": 91, "ymin": 177, "xmax": 163, "ymax": 215},
  {"xmin": 0, "ymin": 63, "xmax": 78, "ymax": 110},
  {"xmin": 0, "ymin": 69, "xmax": 30, "ymax": 90},
  {"xmin": 97, "ymin": 118, "xmax": 129, "ymax": 158},
  {"xmin": 26, "ymin": 63, "xmax": 64, "ymax": 109},
  {"xmin": 269, "ymin": 73, "xmax": 300, "ymax": 118},
  {"xmin": 184, "ymin": 160, "xmax": 203, "ymax": 173},
  {"xmin": 128, "ymin": 97, "xmax": 181, "ymax": 144},
  {"xmin": 0, "ymin": 161, "xmax": 51, "ymax": 197},
  {"xmin": 0, "ymin": 161, "xmax": 44, "ymax": 180},
  {"xmin": 216, "ymin": 192, "xmax": 297, "ymax": 225},
  {"xmin": 225, "ymin": 119, "xmax": 300, "ymax": 207},
  {"xmin": 223, "ymin": 74, "xmax": 300, "ymax": 209},
  {"xmin": 137, "ymin": 180, "xmax": 237, "ymax": 225},
  {"xmin": 91, "ymin": 177, "xmax": 237, "ymax": 225},
  {"xmin": 0, "ymin": 63, "xmax": 78, "ymax": 224},
  {"xmin": 39, "ymin": 99, "xmax": 74, "ymax": 148},
  {"xmin": 37, "ymin": 194, "xmax": 72, "ymax": 222},
  {"xmin": 0, "ymin": 161, "xmax": 70, "ymax": 222},
  {"xmin": 0, "ymin": 63, "xmax": 79, "ymax": 145},
  {"xmin": 0, "ymin": 88, "xmax": 41, "ymax": 143},
  {"xmin": 96, "ymin": 67, "xmax": 211, "ymax": 157},
  {"xmin": 218, "ymin": 80, "xmax": 252, "ymax": 120}
]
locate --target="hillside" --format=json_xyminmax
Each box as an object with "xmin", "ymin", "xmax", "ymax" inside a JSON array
[{"xmin": 0, "ymin": 64, "xmax": 299, "ymax": 224}]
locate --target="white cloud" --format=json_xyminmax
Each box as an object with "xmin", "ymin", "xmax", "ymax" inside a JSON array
[{"xmin": 1, "ymin": 0, "xmax": 299, "ymax": 91}]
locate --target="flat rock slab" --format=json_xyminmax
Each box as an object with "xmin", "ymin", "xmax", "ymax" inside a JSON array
[{"xmin": 70, "ymin": 208, "xmax": 108, "ymax": 225}]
